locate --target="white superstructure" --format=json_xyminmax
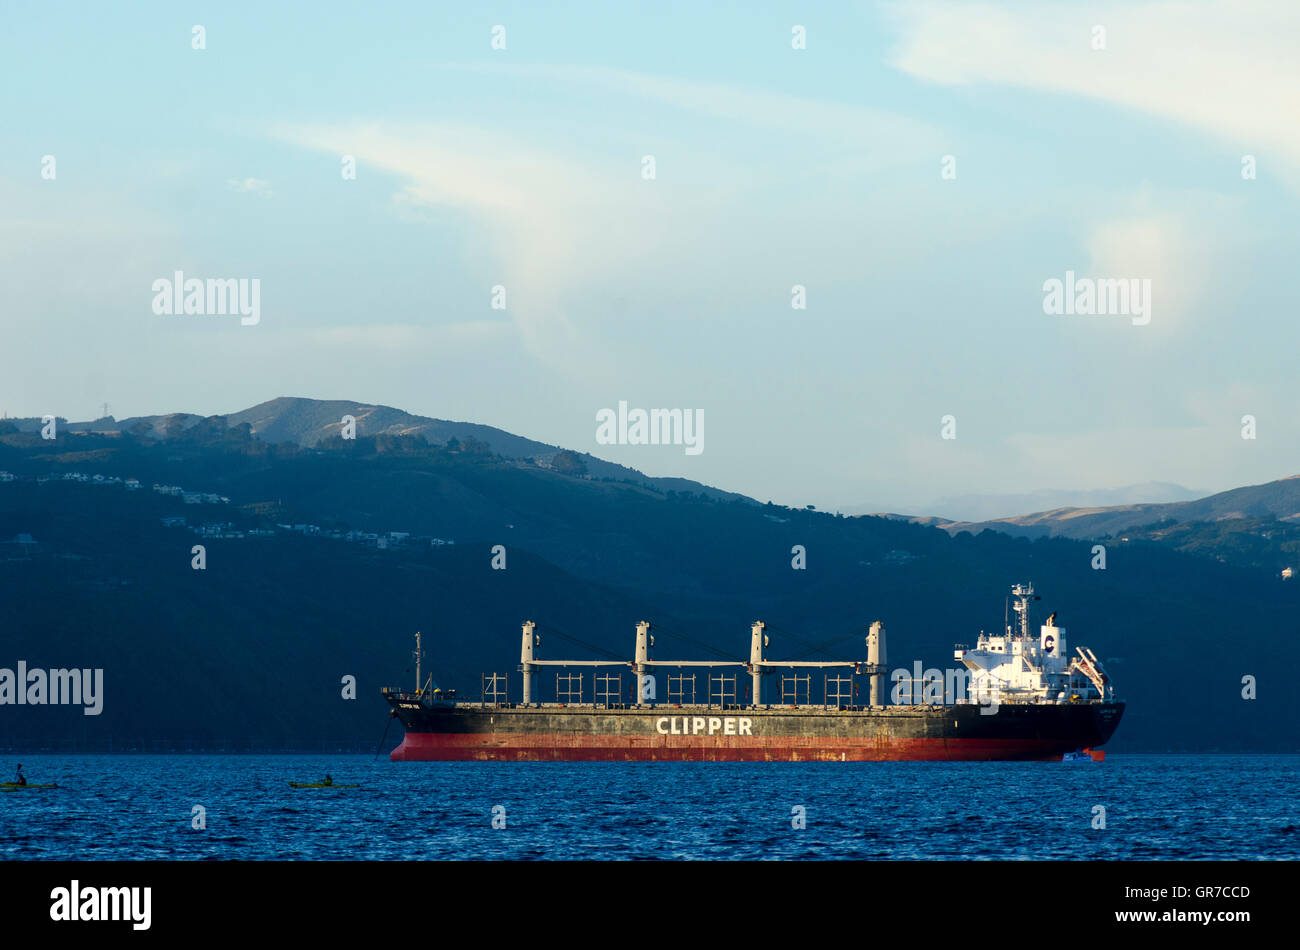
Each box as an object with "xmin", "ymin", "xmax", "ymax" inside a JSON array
[{"xmin": 953, "ymin": 583, "xmax": 1113, "ymax": 705}]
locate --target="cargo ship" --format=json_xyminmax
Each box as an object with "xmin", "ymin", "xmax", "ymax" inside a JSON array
[{"xmin": 381, "ymin": 583, "xmax": 1123, "ymax": 761}]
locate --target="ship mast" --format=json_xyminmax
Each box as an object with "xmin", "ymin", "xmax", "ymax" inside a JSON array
[
  {"xmin": 413, "ymin": 631, "xmax": 424, "ymax": 697},
  {"xmin": 1009, "ymin": 583, "xmax": 1035, "ymax": 639}
]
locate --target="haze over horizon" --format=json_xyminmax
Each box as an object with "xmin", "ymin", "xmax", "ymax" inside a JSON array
[{"xmin": 4, "ymin": 1, "xmax": 1297, "ymax": 512}]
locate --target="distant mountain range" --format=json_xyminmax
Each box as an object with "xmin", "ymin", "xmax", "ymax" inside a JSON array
[
  {"xmin": 9, "ymin": 398, "xmax": 1300, "ymax": 550},
  {"xmin": 847, "ymin": 483, "xmax": 1204, "ymax": 523},
  {"xmin": 887, "ymin": 476, "xmax": 1300, "ymax": 540}
]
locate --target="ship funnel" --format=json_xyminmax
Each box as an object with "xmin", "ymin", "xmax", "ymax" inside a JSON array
[
  {"xmin": 1040, "ymin": 618, "xmax": 1066, "ymax": 674},
  {"xmin": 866, "ymin": 621, "xmax": 887, "ymax": 707}
]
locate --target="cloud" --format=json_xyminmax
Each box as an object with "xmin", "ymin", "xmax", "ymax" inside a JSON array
[
  {"xmin": 227, "ymin": 177, "xmax": 273, "ymax": 197},
  {"xmin": 274, "ymin": 71, "xmax": 942, "ymax": 376},
  {"xmin": 1081, "ymin": 210, "xmax": 1196, "ymax": 332},
  {"xmin": 886, "ymin": 1, "xmax": 1300, "ymax": 187},
  {"xmin": 440, "ymin": 62, "xmax": 942, "ymax": 158},
  {"xmin": 274, "ymin": 121, "xmax": 623, "ymax": 373}
]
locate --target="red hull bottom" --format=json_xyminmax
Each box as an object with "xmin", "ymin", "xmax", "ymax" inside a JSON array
[{"xmin": 390, "ymin": 733, "xmax": 1092, "ymax": 762}]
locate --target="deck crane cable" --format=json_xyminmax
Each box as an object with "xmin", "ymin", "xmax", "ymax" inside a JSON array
[
  {"xmin": 534, "ymin": 623, "xmax": 626, "ymax": 662},
  {"xmin": 761, "ymin": 622, "xmax": 857, "ymax": 661},
  {"xmin": 783, "ymin": 628, "xmax": 872, "ymax": 661},
  {"xmin": 647, "ymin": 621, "xmax": 742, "ymax": 661}
]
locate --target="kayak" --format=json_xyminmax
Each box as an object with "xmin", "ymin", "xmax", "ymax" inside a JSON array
[
  {"xmin": 1, "ymin": 782, "xmax": 58, "ymax": 790},
  {"xmin": 287, "ymin": 782, "xmax": 359, "ymax": 789}
]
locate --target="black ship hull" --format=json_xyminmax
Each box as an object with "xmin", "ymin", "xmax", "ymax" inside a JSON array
[{"xmin": 383, "ymin": 696, "xmax": 1125, "ymax": 761}]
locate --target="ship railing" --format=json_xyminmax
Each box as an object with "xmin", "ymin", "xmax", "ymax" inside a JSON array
[
  {"xmin": 480, "ymin": 672, "xmax": 509, "ymax": 707},
  {"xmin": 381, "ymin": 687, "xmax": 422, "ymax": 702}
]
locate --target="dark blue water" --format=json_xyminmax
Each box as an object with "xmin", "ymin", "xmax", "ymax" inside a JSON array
[{"xmin": 2, "ymin": 755, "xmax": 1296, "ymax": 860}]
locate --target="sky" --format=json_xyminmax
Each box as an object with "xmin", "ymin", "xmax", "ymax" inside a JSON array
[{"xmin": 2, "ymin": 1, "xmax": 1298, "ymax": 512}]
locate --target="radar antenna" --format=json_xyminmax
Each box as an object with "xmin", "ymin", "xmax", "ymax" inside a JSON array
[{"xmin": 1009, "ymin": 583, "xmax": 1040, "ymax": 640}]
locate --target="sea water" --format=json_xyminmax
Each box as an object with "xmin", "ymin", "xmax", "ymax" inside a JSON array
[{"xmin": 1, "ymin": 754, "xmax": 1296, "ymax": 860}]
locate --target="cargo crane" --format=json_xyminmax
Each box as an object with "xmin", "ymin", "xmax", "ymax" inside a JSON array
[{"xmin": 515, "ymin": 619, "xmax": 882, "ymax": 707}]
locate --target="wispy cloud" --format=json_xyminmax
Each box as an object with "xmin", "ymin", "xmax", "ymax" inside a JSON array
[
  {"xmin": 274, "ymin": 68, "xmax": 943, "ymax": 375},
  {"xmin": 886, "ymin": 0, "xmax": 1300, "ymax": 187},
  {"xmin": 274, "ymin": 121, "xmax": 619, "ymax": 372},
  {"xmin": 440, "ymin": 62, "xmax": 943, "ymax": 157}
]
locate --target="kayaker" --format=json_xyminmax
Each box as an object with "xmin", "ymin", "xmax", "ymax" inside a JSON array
[
  {"xmin": 322, "ymin": 774, "xmax": 333, "ymax": 787},
  {"xmin": 14, "ymin": 764, "xmax": 26, "ymax": 787}
]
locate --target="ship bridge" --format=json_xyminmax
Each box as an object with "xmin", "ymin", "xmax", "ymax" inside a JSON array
[{"xmin": 953, "ymin": 584, "xmax": 1113, "ymax": 704}]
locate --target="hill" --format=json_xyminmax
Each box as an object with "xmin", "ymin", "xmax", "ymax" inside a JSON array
[
  {"xmin": 5, "ymin": 397, "xmax": 748, "ymax": 504},
  {"xmin": 1, "ymin": 408, "xmax": 1296, "ymax": 754},
  {"xmin": 847, "ymin": 482, "xmax": 1200, "ymax": 523},
  {"xmin": 927, "ymin": 476, "xmax": 1300, "ymax": 541}
]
